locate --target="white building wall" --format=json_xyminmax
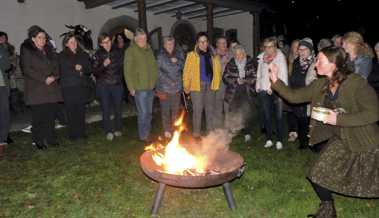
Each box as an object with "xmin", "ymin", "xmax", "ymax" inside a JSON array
[
  {"xmin": 191, "ymin": 12, "xmax": 254, "ymax": 56},
  {"xmin": 0, "ymin": 0, "xmax": 177, "ymax": 52},
  {"xmin": 0, "ymin": 0, "xmax": 254, "ymax": 55}
]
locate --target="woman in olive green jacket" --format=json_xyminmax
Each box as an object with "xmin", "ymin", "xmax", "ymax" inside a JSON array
[{"xmin": 269, "ymin": 47, "xmax": 379, "ymax": 218}]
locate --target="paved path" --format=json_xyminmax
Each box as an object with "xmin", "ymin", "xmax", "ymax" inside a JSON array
[{"xmin": 10, "ymin": 101, "xmax": 139, "ymax": 132}]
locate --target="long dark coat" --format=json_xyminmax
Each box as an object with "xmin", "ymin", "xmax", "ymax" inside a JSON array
[{"xmin": 20, "ymin": 39, "xmax": 62, "ymax": 105}]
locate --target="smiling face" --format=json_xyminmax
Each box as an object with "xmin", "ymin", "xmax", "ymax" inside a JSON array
[
  {"xmin": 32, "ymin": 32, "xmax": 47, "ymax": 49},
  {"xmin": 0, "ymin": 35, "xmax": 6, "ymax": 44},
  {"xmin": 197, "ymin": 36, "xmax": 209, "ymax": 52},
  {"xmin": 342, "ymin": 40, "xmax": 356, "ymax": 57},
  {"xmin": 100, "ymin": 36, "xmax": 112, "ymax": 52},
  {"xmin": 65, "ymin": 36, "xmax": 77, "ymax": 52},
  {"xmin": 263, "ymin": 41, "xmax": 277, "ymax": 56},
  {"xmin": 164, "ymin": 39, "xmax": 175, "ymax": 54},
  {"xmin": 234, "ymin": 49, "xmax": 246, "ymax": 62},
  {"xmin": 135, "ymin": 33, "xmax": 147, "ymax": 48},
  {"xmin": 298, "ymin": 45, "xmax": 311, "ymax": 60},
  {"xmin": 315, "ymin": 52, "xmax": 336, "ymax": 78},
  {"xmin": 216, "ymin": 38, "xmax": 227, "ymax": 52},
  {"xmin": 290, "ymin": 40, "xmax": 299, "ymax": 56}
]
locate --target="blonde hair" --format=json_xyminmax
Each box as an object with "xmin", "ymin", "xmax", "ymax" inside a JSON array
[
  {"xmin": 343, "ymin": 31, "xmax": 374, "ymax": 58},
  {"xmin": 232, "ymin": 44, "xmax": 246, "ymax": 56},
  {"xmin": 263, "ymin": 36, "xmax": 278, "ymax": 48}
]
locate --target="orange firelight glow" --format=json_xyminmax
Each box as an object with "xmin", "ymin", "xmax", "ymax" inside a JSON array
[{"xmin": 144, "ymin": 111, "xmax": 207, "ymax": 175}]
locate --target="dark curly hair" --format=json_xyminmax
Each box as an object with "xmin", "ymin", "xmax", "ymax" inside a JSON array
[{"xmin": 320, "ymin": 46, "xmax": 353, "ymax": 91}]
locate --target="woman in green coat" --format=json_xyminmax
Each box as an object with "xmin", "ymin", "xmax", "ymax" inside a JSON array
[{"xmin": 269, "ymin": 47, "xmax": 379, "ymax": 218}]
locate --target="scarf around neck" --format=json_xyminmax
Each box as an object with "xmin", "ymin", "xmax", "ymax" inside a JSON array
[
  {"xmin": 299, "ymin": 56, "xmax": 314, "ymax": 73},
  {"xmin": 263, "ymin": 52, "xmax": 277, "ymax": 64},
  {"xmin": 199, "ymin": 48, "xmax": 213, "ymax": 81}
]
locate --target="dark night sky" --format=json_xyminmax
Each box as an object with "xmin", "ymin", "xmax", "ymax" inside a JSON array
[{"xmin": 255, "ymin": 0, "xmax": 377, "ymax": 46}]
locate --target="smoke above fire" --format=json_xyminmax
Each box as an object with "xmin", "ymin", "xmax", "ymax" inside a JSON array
[
  {"xmin": 145, "ymin": 102, "xmax": 252, "ymax": 175},
  {"xmin": 196, "ymin": 102, "xmax": 252, "ymax": 165}
]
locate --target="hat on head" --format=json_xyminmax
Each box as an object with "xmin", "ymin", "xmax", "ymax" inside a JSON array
[{"xmin": 299, "ymin": 37, "xmax": 313, "ymax": 51}]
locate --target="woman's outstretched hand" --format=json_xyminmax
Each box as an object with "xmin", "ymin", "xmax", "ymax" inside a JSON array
[{"xmin": 268, "ymin": 63, "xmax": 279, "ymax": 84}]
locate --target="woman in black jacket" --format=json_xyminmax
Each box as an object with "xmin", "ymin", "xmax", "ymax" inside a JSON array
[
  {"xmin": 59, "ymin": 33, "xmax": 91, "ymax": 140},
  {"xmin": 20, "ymin": 26, "xmax": 62, "ymax": 149}
]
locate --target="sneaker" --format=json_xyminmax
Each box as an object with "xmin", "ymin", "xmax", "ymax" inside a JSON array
[
  {"xmin": 55, "ymin": 123, "xmax": 66, "ymax": 129},
  {"xmin": 21, "ymin": 125, "xmax": 32, "ymax": 133},
  {"xmin": 164, "ymin": 131, "xmax": 172, "ymax": 138},
  {"xmin": 288, "ymin": 132, "xmax": 298, "ymax": 142},
  {"xmin": 263, "ymin": 140, "xmax": 273, "ymax": 148},
  {"xmin": 244, "ymin": 134, "xmax": 251, "ymax": 142},
  {"xmin": 106, "ymin": 132, "xmax": 114, "ymax": 141},
  {"xmin": 114, "ymin": 131, "xmax": 122, "ymax": 137},
  {"xmin": 276, "ymin": 141, "xmax": 283, "ymax": 150}
]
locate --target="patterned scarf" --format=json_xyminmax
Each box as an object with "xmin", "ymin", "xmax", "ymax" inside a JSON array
[
  {"xmin": 299, "ymin": 56, "xmax": 314, "ymax": 73},
  {"xmin": 263, "ymin": 52, "xmax": 277, "ymax": 64}
]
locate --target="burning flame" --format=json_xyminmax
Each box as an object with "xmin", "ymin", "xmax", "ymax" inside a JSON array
[{"xmin": 145, "ymin": 111, "xmax": 207, "ymax": 175}]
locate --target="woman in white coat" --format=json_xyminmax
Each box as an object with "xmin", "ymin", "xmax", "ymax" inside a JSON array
[{"xmin": 256, "ymin": 36, "xmax": 288, "ymax": 150}]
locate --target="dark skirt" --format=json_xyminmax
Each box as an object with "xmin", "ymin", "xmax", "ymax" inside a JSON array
[{"xmin": 308, "ymin": 138, "xmax": 379, "ymax": 198}]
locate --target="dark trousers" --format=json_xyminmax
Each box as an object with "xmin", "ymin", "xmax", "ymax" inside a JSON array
[
  {"xmin": 159, "ymin": 92, "xmax": 181, "ymax": 132},
  {"xmin": 310, "ymin": 181, "xmax": 333, "ymax": 201},
  {"xmin": 0, "ymin": 87, "xmax": 10, "ymax": 144},
  {"xmin": 31, "ymin": 103, "xmax": 59, "ymax": 145},
  {"xmin": 225, "ymin": 85, "xmax": 255, "ymax": 135},
  {"xmin": 56, "ymin": 103, "xmax": 67, "ymax": 125},
  {"xmin": 289, "ymin": 104, "xmax": 310, "ymax": 147},
  {"xmin": 96, "ymin": 84, "xmax": 123, "ymax": 134},
  {"xmin": 258, "ymin": 92, "xmax": 284, "ymax": 142},
  {"xmin": 62, "ymin": 86, "xmax": 86, "ymax": 140},
  {"xmin": 287, "ymin": 111, "xmax": 297, "ymax": 133}
]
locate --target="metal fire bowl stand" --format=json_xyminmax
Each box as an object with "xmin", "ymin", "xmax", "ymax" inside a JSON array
[{"xmin": 140, "ymin": 150, "xmax": 245, "ymax": 216}]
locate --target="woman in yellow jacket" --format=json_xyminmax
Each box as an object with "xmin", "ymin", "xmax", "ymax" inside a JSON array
[{"xmin": 183, "ymin": 32, "xmax": 222, "ymax": 138}]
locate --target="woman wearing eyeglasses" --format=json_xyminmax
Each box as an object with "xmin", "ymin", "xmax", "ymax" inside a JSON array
[
  {"xmin": 92, "ymin": 33, "xmax": 124, "ymax": 141},
  {"xmin": 256, "ymin": 36, "xmax": 288, "ymax": 150}
]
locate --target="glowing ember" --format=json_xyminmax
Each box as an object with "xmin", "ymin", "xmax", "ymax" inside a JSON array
[{"xmin": 145, "ymin": 111, "xmax": 207, "ymax": 175}]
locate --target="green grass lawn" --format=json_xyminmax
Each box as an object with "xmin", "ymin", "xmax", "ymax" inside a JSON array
[{"xmin": 1, "ymin": 116, "xmax": 378, "ymax": 218}]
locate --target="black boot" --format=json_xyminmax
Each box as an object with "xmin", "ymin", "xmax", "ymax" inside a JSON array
[
  {"xmin": 308, "ymin": 201, "xmax": 337, "ymax": 218},
  {"xmin": 33, "ymin": 142, "xmax": 47, "ymax": 150},
  {"xmin": 7, "ymin": 135, "xmax": 14, "ymax": 144}
]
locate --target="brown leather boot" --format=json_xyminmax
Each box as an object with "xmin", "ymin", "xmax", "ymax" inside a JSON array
[{"xmin": 308, "ymin": 201, "xmax": 337, "ymax": 218}]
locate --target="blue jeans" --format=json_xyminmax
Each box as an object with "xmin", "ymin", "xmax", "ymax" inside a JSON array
[
  {"xmin": 96, "ymin": 84, "xmax": 124, "ymax": 134},
  {"xmin": 134, "ymin": 90, "xmax": 154, "ymax": 140},
  {"xmin": 258, "ymin": 91, "xmax": 284, "ymax": 142}
]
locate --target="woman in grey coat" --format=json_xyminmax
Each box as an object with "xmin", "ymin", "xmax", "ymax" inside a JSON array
[{"xmin": 156, "ymin": 36, "xmax": 184, "ymax": 138}]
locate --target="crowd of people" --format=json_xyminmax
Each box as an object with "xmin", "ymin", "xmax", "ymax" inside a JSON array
[{"xmin": 0, "ymin": 25, "xmax": 378, "ymax": 217}]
